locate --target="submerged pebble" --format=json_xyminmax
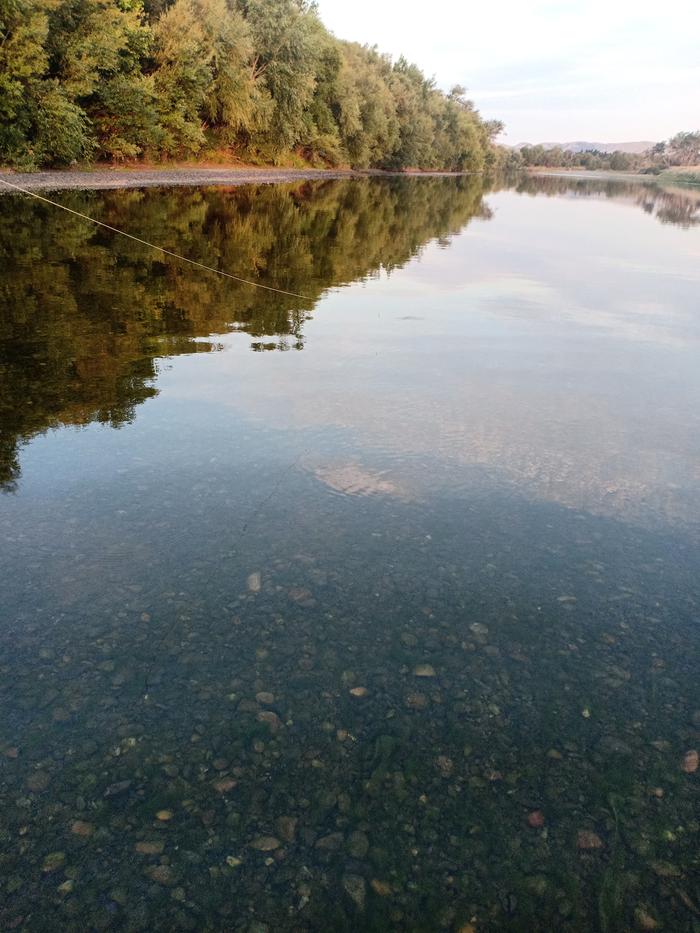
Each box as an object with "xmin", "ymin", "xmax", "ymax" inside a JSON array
[
  {"xmin": 342, "ymin": 874, "xmax": 366, "ymax": 911},
  {"xmin": 349, "ymin": 686, "xmax": 368, "ymax": 697},
  {"xmin": 681, "ymin": 749, "xmax": 698, "ymax": 773},
  {"xmin": 249, "ymin": 836, "xmax": 281, "ymax": 852},
  {"xmin": 527, "ymin": 810, "xmax": 545, "ymax": 828},
  {"xmin": 135, "ymin": 841, "xmax": 165, "ymax": 855},
  {"xmin": 42, "ymin": 852, "xmax": 66, "ymax": 873},
  {"xmin": 145, "ymin": 864, "xmax": 178, "ymax": 887},
  {"xmin": 577, "ymin": 831, "xmax": 604, "ymax": 850}
]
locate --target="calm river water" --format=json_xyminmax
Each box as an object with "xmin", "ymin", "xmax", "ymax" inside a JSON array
[{"xmin": 1, "ymin": 175, "xmax": 699, "ymax": 931}]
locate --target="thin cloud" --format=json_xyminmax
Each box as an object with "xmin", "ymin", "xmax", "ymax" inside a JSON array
[{"xmin": 317, "ymin": 0, "xmax": 700, "ymax": 141}]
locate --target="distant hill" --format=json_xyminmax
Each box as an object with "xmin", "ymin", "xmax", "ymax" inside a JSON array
[{"xmin": 515, "ymin": 140, "xmax": 654, "ymax": 154}]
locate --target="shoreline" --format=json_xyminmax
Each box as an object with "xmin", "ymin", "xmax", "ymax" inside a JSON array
[
  {"xmin": 527, "ymin": 167, "xmax": 700, "ymax": 188},
  {"xmin": 526, "ymin": 168, "xmax": 652, "ymax": 182},
  {"xmin": 0, "ymin": 165, "xmax": 475, "ymax": 193},
  {"xmin": 0, "ymin": 166, "xmax": 360, "ymax": 193}
]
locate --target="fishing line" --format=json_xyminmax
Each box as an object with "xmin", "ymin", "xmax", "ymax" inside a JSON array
[
  {"xmin": 0, "ymin": 176, "xmax": 313, "ymax": 301},
  {"xmin": 0, "ymin": 176, "xmax": 317, "ymax": 696}
]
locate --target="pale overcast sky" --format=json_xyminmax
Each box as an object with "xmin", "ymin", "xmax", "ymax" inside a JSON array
[{"xmin": 317, "ymin": 0, "xmax": 699, "ymax": 144}]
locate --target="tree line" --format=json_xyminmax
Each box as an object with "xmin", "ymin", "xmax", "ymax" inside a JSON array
[
  {"xmin": 512, "ymin": 131, "xmax": 700, "ymax": 173},
  {"xmin": 0, "ymin": 0, "xmax": 505, "ymax": 171}
]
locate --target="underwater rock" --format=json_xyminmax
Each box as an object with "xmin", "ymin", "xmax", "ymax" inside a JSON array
[
  {"xmin": 213, "ymin": 778, "xmax": 237, "ymax": 793},
  {"xmin": 349, "ymin": 687, "xmax": 368, "ymax": 697},
  {"xmin": 103, "ymin": 780, "xmax": 133, "ymax": 798},
  {"xmin": 70, "ymin": 820, "xmax": 94, "ymax": 837},
  {"xmin": 288, "ymin": 587, "xmax": 314, "ymax": 605},
  {"xmin": 42, "ymin": 852, "xmax": 66, "ymax": 873},
  {"xmin": 436, "ymin": 756, "xmax": 454, "ymax": 777},
  {"xmin": 348, "ymin": 830, "xmax": 369, "ymax": 858},
  {"xmin": 275, "ymin": 816, "xmax": 297, "ymax": 842},
  {"xmin": 370, "ymin": 879, "xmax": 392, "ymax": 896},
  {"xmin": 413, "ymin": 664, "xmax": 436, "ymax": 678},
  {"xmin": 577, "ymin": 830, "xmax": 604, "ymax": 850},
  {"xmin": 316, "ymin": 832, "xmax": 344, "ymax": 851},
  {"xmin": 681, "ymin": 749, "xmax": 698, "ymax": 773},
  {"xmin": 26, "ymin": 771, "xmax": 50, "ymax": 792},
  {"xmin": 634, "ymin": 907, "xmax": 659, "ymax": 930},
  {"xmin": 651, "ymin": 861, "xmax": 682, "ymax": 878},
  {"xmin": 145, "ymin": 864, "xmax": 178, "ymax": 886},
  {"xmin": 249, "ymin": 836, "xmax": 281, "ymax": 851},
  {"xmin": 135, "ymin": 841, "xmax": 165, "ymax": 855},
  {"xmin": 527, "ymin": 810, "xmax": 545, "ymax": 828},
  {"xmin": 342, "ymin": 874, "xmax": 366, "ymax": 911},
  {"xmin": 257, "ymin": 710, "xmax": 282, "ymax": 732}
]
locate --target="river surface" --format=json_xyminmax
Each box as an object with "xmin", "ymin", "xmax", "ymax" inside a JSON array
[{"xmin": 1, "ymin": 175, "xmax": 699, "ymax": 932}]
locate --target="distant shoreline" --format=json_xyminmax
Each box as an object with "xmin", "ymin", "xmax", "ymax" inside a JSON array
[
  {"xmin": 526, "ymin": 168, "xmax": 651, "ymax": 181},
  {"xmin": 0, "ymin": 165, "xmax": 478, "ymax": 193},
  {"xmin": 528, "ymin": 167, "xmax": 700, "ymax": 187}
]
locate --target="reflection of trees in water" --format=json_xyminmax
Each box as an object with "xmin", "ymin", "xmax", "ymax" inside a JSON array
[
  {"xmin": 511, "ymin": 174, "xmax": 700, "ymax": 228},
  {"xmin": 0, "ymin": 177, "xmax": 489, "ymax": 490}
]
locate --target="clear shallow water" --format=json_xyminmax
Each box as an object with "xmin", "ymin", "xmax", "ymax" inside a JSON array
[{"xmin": 1, "ymin": 175, "xmax": 699, "ymax": 932}]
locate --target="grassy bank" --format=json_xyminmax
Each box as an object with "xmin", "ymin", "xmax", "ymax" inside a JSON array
[{"xmin": 657, "ymin": 167, "xmax": 700, "ymax": 186}]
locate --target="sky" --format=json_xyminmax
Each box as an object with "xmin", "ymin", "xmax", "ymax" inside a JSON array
[{"xmin": 317, "ymin": 0, "xmax": 699, "ymax": 144}]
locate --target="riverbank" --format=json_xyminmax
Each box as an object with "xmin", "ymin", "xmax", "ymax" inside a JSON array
[
  {"xmin": 526, "ymin": 168, "xmax": 650, "ymax": 182},
  {"xmin": 657, "ymin": 167, "xmax": 700, "ymax": 186},
  {"xmin": 528, "ymin": 166, "xmax": 700, "ymax": 187},
  {"xmin": 0, "ymin": 165, "xmax": 477, "ymax": 193},
  {"xmin": 0, "ymin": 166, "xmax": 363, "ymax": 192}
]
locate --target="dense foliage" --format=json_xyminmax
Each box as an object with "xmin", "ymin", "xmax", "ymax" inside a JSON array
[
  {"xmin": 646, "ymin": 132, "xmax": 700, "ymax": 172},
  {"xmin": 0, "ymin": 0, "xmax": 503, "ymax": 170},
  {"xmin": 516, "ymin": 146, "xmax": 639, "ymax": 171}
]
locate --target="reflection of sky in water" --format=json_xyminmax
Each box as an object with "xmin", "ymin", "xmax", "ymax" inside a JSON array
[
  {"xmin": 19, "ymin": 188, "xmax": 693, "ymax": 530},
  {"xmin": 12, "ymin": 188, "xmax": 700, "ymax": 529}
]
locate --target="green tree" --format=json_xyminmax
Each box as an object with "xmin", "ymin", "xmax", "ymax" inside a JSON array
[
  {"xmin": 0, "ymin": 0, "xmax": 92, "ymax": 165},
  {"xmin": 236, "ymin": 0, "xmax": 323, "ymax": 158},
  {"xmin": 1, "ymin": 0, "xmax": 501, "ymax": 168},
  {"xmin": 668, "ymin": 131, "xmax": 700, "ymax": 166}
]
